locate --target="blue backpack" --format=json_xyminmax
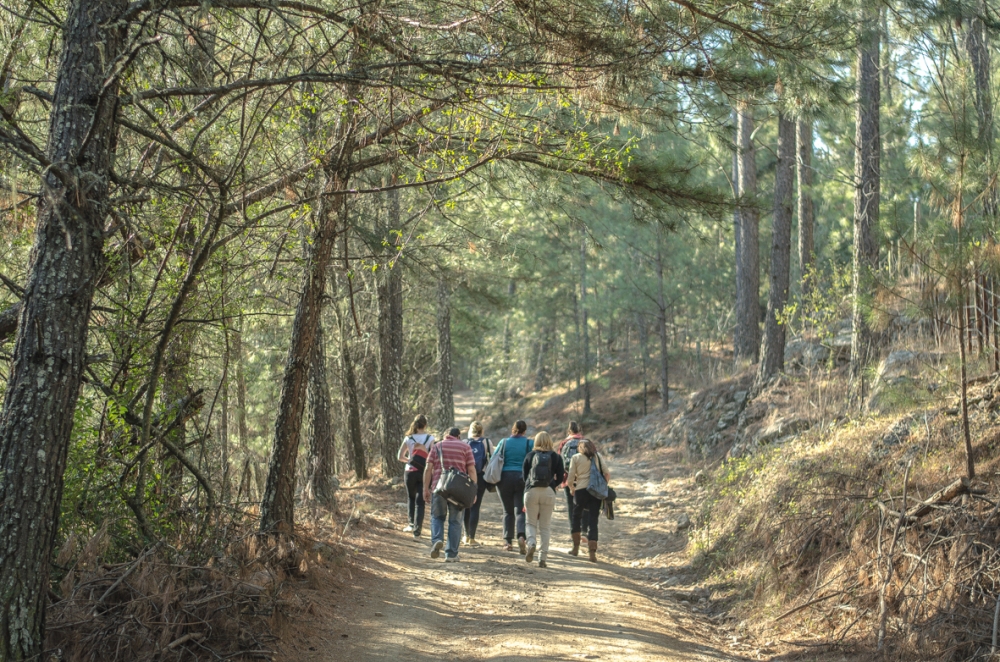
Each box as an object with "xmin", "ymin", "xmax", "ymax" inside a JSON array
[{"xmin": 467, "ymin": 438, "xmax": 491, "ymax": 473}]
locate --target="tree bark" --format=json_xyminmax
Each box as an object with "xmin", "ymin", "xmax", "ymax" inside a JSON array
[
  {"xmin": 306, "ymin": 316, "xmax": 336, "ymax": 507},
  {"xmin": 378, "ymin": 188, "xmax": 404, "ymax": 477},
  {"xmin": 734, "ymin": 102, "xmax": 760, "ymax": 362},
  {"xmin": 0, "ymin": 0, "xmax": 127, "ymax": 656},
  {"xmin": 656, "ymin": 231, "xmax": 669, "ymax": 410},
  {"xmin": 758, "ymin": 115, "xmax": 796, "ymax": 383},
  {"xmin": 965, "ymin": 2, "xmax": 995, "ymax": 217},
  {"xmin": 260, "ymin": 106, "xmax": 355, "ymax": 533},
  {"xmin": 436, "ymin": 279, "xmax": 455, "ymax": 427},
  {"xmin": 580, "ymin": 238, "xmax": 592, "ymax": 415},
  {"xmin": 796, "ymin": 118, "xmax": 815, "ymax": 294},
  {"xmin": 850, "ymin": 2, "xmax": 882, "ymax": 404}
]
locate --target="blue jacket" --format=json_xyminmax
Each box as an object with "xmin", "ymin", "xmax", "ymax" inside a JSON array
[{"xmin": 499, "ymin": 435, "xmax": 533, "ymax": 472}]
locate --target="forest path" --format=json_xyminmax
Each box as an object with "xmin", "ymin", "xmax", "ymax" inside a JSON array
[{"xmin": 282, "ymin": 394, "xmax": 744, "ymax": 662}]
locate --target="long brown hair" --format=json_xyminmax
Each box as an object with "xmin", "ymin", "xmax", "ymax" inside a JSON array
[
  {"xmin": 406, "ymin": 414, "xmax": 428, "ymax": 436},
  {"xmin": 580, "ymin": 440, "xmax": 597, "ymax": 457}
]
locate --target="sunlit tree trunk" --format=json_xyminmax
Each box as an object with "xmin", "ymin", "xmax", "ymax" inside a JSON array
[
  {"xmin": 581, "ymin": 238, "xmax": 592, "ymax": 415},
  {"xmin": 306, "ymin": 315, "xmax": 337, "ymax": 506},
  {"xmin": 0, "ymin": 0, "xmax": 127, "ymax": 655},
  {"xmin": 796, "ymin": 118, "xmax": 815, "ymax": 294},
  {"xmin": 436, "ymin": 279, "xmax": 455, "ymax": 427},
  {"xmin": 850, "ymin": 1, "xmax": 882, "ymax": 404},
  {"xmin": 758, "ymin": 115, "xmax": 796, "ymax": 383},
  {"xmin": 734, "ymin": 102, "xmax": 760, "ymax": 362},
  {"xmin": 378, "ymin": 188, "xmax": 404, "ymax": 476}
]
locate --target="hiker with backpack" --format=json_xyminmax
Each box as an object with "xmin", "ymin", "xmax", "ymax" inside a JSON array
[
  {"xmin": 521, "ymin": 431, "xmax": 566, "ymax": 568},
  {"xmin": 397, "ymin": 414, "xmax": 435, "ymax": 539},
  {"xmin": 557, "ymin": 421, "xmax": 586, "ymax": 529},
  {"xmin": 463, "ymin": 421, "xmax": 493, "ymax": 546},
  {"xmin": 566, "ymin": 439, "xmax": 611, "ymax": 562},
  {"xmin": 494, "ymin": 420, "xmax": 533, "ymax": 553},
  {"xmin": 423, "ymin": 427, "xmax": 478, "ymax": 562}
]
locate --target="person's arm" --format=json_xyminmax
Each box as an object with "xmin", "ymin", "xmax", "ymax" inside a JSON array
[
  {"xmin": 600, "ymin": 454, "xmax": 610, "ymax": 481},
  {"xmin": 566, "ymin": 455, "xmax": 578, "ymax": 495},
  {"xmin": 522, "ymin": 451, "xmax": 532, "ymax": 482},
  {"xmin": 398, "ymin": 440, "xmax": 409, "ymax": 463},
  {"xmin": 553, "ymin": 454, "xmax": 566, "ymax": 487},
  {"xmin": 465, "ymin": 447, "xmax": 477, "ymax": 483},
  {"xmin": 423, "ymin": 452, "xmax": 435, "ymax": 500}
]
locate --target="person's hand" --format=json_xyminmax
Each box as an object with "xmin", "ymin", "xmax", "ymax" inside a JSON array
[
  {"xmin": 424, "ymin": 489, "xmax": 432, "ymax": 502},
  {"xmin": 569, "ymin": 488, "xmax": 575, "ymax": 496}
]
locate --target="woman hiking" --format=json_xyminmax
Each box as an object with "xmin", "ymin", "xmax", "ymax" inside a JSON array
[
  {"xmin": 397, "ymin": 414, "xmax": 435, "ymax": 539},
  {"xmin": 566, "ymin": 439, "xmax": 610, "ymax": 562},
  {"xmin": 495, "ymin": 420, "xmax": 533, "ymax": 553},
  {"xmin": 463, "ymin": 421, "xmax": 493, "ymax": 546},
  {"xmin": 522, "ymin": 431, "xmax": 565, "ymax": 568},
  {"xmin": 556, "ymin": 421, "xmax": 585, "ymax": 529}
]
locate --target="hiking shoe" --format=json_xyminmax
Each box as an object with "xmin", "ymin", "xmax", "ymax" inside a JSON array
[
  {"xmin": 462, "ymin": 535, "xmax": 470, "ymax": 545},
  {"xmin": 525, "ymin": 543, "xmax": 536, "ymax": 563},
  {"xmin": 430, "ymin": 541, "xmax": 444, "ymax": 559},
  {"xmin": 445, "ymin": 555, "xmax": 460, "ymax": 563},
  {"xmin": 467, "ymin": 538, "xmax": 479, "ymax": 547},
  {"xmin": 403, "ymin": 525, "xmax": 414, "ymax": 533},
  {"xmin": 518, "ymin": 538, "xmax": 527, "ymax": 555},
  {"xmin": 413, "ymin": 532, "xmax": 421, "ymax": 540},
  {"xmin": 538, "ymin": 559, "xmax": 547, "ymax": 568}
]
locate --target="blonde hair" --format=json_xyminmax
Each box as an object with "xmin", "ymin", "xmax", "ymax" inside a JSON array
[
  {"xmin": 533, "ymin": 431, "xmax": 554, "ymax": 452},
  {"xmin": 469, "ymin": 421, "xmax": 484, "ymax": 437}
]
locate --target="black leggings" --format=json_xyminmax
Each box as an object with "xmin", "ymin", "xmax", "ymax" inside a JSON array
[
  {"xmin": 498, "ymin": 470, "xmax": 526, "ymax": 543},
  {"xmin": 572, "ymin": 489, "xmax": 602, "ymax": 541},
  {"xmin": 463, "ymin": 472, "xmax": 489, "ymax": 539},
  {"xmin": 405, "ymin": 470, "xmax": 425, "ymax": 534},
  {"xmin": 563, "ymin": 486, "xmax": 574, "ymax": 529}
]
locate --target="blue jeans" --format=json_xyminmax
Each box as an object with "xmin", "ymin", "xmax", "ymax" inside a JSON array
[{"xmin": 430, "ymin": 493, "xmax": 464, "ymax": 558}]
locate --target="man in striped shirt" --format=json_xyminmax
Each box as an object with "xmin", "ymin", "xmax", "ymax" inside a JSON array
[{"xmin": 423, "ymin": 427, "xmax": 477, "ymax": 562}]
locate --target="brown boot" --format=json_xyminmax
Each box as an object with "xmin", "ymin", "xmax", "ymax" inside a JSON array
[
  {"xmin": 587, "ymin": 539, "xmax": 598, "ymax": 563},
  {"xmin": 570, "ymin": 532, "xmax": 581, "ymax": 556}
]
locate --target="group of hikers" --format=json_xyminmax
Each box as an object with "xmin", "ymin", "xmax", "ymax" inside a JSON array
[{"xmin": 397, "ymin": 415, "xmax": 612, "ymax": 567}]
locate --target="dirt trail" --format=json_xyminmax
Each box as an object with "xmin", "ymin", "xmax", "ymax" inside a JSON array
[{"xmin": 279, "ymin": 393, "xmax": 741, "ymax": 662}]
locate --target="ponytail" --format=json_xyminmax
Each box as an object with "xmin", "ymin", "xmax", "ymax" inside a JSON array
[{"xmin": 406, "ymin": 414, "xmax": 428, "ymax": 436}]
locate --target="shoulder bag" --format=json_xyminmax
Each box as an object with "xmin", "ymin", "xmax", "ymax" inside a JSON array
[
  {"xmin": 586, "ymin": 453, "xmax": 609, "ymax": 500},
  {"xmin": 434, "ymin": 443, "xmax": 478, "ymax": 509},
  {"xmin": 483, "ymin": 438, "xmax": 506, "ymax": 485}
]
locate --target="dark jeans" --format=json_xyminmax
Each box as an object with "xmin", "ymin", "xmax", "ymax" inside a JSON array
[
  {"xmin": 463, "ymin": 472, "xmax": 489, "ymax": 539},
  {"xmin": 498, "ymin": 470, "xmax": 526, "ymax": 543},
  {"xmin": 563, "ymin": 486, "xmax": 574, "ymax": 529},
  {"xmin": 572, "ymin": 488, "xmax": 602, "ymax": 541},
  {"xmin": 405, "ymin": 470, "xmax": 425, "ymax": 535}
]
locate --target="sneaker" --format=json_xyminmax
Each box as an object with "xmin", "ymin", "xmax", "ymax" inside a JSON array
[
  {"xmin": 538, "ymin": 559, "xmax": 547, "ymax": 568},
  {"xmin": 525, "ymin": 543, "xmax": 536, "ymax": 563},
  {"xmin": 518, "ymin": 538, "xmax": 527, "ymax": 555},
  {"xmin": 413, "ymin": 532, "xmax": 421, "ymax": 540},
  {"xmin": 403, "ymin": 525, "xmax": 414, "ymax": 533},
  {"xmin": 445, "ymin": 555, "xmax": 460, "ymax": 563},
  {"xmin": 430, "ymin": 541, "xmax": 444, "ymax": 559},
  {"xmin": 503, "ymin": 543, "xmax": 514, "ymax": 552},
  {"xmin": 462, "ymin": 535, "xmax": 470, "ymax": 545}
]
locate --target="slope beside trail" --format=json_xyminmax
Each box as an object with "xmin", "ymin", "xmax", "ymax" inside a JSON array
[{"xmin": 275, "ymin": 393, "xmax": 746, "ymax": 662}]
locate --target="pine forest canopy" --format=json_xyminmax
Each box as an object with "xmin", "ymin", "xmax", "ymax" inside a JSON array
[{"xmin": 0, "ymin": 0, "xmax": 997, "ymax": 658}]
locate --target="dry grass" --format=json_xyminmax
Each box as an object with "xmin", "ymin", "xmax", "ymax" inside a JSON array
[{"xmin": 696, "ymin": 358, "xmax": 1000, "ymax": 661}]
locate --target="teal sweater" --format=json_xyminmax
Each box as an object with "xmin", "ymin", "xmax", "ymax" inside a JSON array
[{"xmin": 500, "ymin": 435, "xmax": 533, "ymax": 472}]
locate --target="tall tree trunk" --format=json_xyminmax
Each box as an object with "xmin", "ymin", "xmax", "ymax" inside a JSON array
[
  {"xmin": 436, "ymin": 279, "xmax": 455, "ymax": 427},
  {"xmin": 581, "ymin": 238, "xmax": 592, "ymax": 415},
  {"xmin": 335, "ymin": 289, "xmax": 367, "ymax": 480},
  {"xmin": 656, "ymin": 231, "xmax": 669, "ymax": 410},
  {"xmin": 636, "ymin": 312, "xmax": 650, "ymax": 416},
  {"xmin": 758, "ymin": 115, "xmax": 796, "ymax": 383},
  {"xmin": 734, "ymin": 102, "xmax": 760, "ymax": 362},
  {"xmin": 965, "ymin": 1, "xmax": 995, "ymax": 217},
  {"xmin": 260, "ymin": 118, "xmax": 355, "ymax": 533},
  {"xmin": 850, "ymin": 1, "xmax": 882, "ymax": 404},
  {"xmin": 733, "ymin": 109, "xmax": 742, "ymax": 318},
  {"xmin": 306, "ymin": 316, "xmax": 336, "ymax": 507},
  {"xmin": 0, "ymin": 0, "xmax": 127, "ymax": 656},
  {"xmin": 233, "ymin": 321, "xmax": 249, "ymax": 449},
  {"xmin": 378, "ymin": 189, "xmax": 405, "ymax": 476},
  {"xmin": 534, "ymin": 328, "xmax": 549, "ymax": 391},
  {"xmin": 796, "ymin": 118, "xmax": 815, "ymax": 294},
  {"xmin": 572, "ymin": 292, "xmax": 582, "ymax": 402}
]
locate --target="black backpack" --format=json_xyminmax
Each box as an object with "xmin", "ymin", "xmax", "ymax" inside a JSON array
[{"xmin": 527, "ymin": 452, "xmax": 554, "ymax": 488}]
